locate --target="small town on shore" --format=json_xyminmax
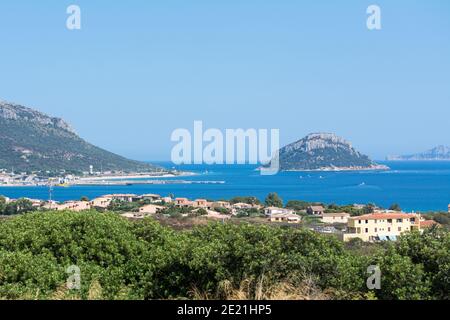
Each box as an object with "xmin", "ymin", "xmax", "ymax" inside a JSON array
[
  {"xmin": 0, "ymin": 191, "xmax": 447, "ymax": 243},
  {"xmin": 0, "ymin": 167, "xmax": 193, "ymax": 187}
]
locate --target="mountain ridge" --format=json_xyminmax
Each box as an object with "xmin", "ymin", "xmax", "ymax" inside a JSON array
[{"xmin": 387, "ymin": 145, "xmax": 450, "ymax": 161}]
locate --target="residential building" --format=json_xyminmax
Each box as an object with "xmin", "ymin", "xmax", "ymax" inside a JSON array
[
  {"xmin": 268, "ymin": 213, "xmax": 301, "ymax": 224},
  {"xmin": 211, "ymin": 201, "xmax": 232, "ymax": 209},
  {"xmin": 107, "ymin": 194, "xmax": 137, "ymax": 203},
  {"xmin": 321, "ymin": 212, "xmax": 350, "ymax": 224},
  {"xmin": 342, "ymin": 213, "xmax": 421, "ymax": 242},
  {"xmin": 139, "ymin": 204, "xmax": 164, "ymax": 214},
  {"xmin": 45, "ymin": 201, "xmax": 91, "ymax": 212},
  {"xmin": 175, "ymin": 198, "xmax": 193, "ymax": 207},
  {"xmin": 307, "ymin": 205, "xmax": 325, "ymax": 215},
  {"xmin": 141, "ymin": 194, "xmax": 162, "ymax": 202},
  {"xmin": 90, "ymin": 196, "xmax": 113, "ymax": 208},
  {"xmin": 232, "ymin": 202, "xmax": 253, "ymax": 210},
  {"xmin": 192, "ymin": 199, "xmax": 211, "ymax": 209},
  {"xmin": 264, "ymin": 207, "xmax": 295, "ymax": 216}
]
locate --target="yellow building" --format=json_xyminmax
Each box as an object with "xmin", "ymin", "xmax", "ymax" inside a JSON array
[
  {"xmin": 90, "ymin": 196, "xmax": 112, "ymax": 208},
  {"xmin": 321, "ymin": 212, "xmax": 350, "ymax": 224},
  {"xmin": 139, "ymin": 204, "xmax": 164, "ymax": 214},
  {"xmin": 342, "ymin": 213, "xmax": 421, "ymax": 242},
  {"xmin": 44, "ymin": 201, "xmax": 91, "ymax": 212}
]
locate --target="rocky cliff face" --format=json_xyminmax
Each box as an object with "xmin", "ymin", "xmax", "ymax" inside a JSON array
[
  {"xmin": 0, "ymin": 100, "xmax": 159, "ymax": 172},
  {"xmin": 278, "ymin": 133, "xmax": 387, "ymax": 171},
  {"xmin": 0, "ymin": 101, "xmax": 76, "ymax": 134},
  {"xmin": 387, "ymin": 145, "xmax": 450, "ymax": 161}
]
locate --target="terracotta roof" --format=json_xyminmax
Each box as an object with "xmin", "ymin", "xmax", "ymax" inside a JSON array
[
  {"xmin": 309, "ymin": 206, "xmax": 325, "ymax": 211},
  {"xmin": 349, "ymin": 213, "xmax": 418, "ymax": 220},
  {"xmin": 420, "ymin": 220, "xmax": 440, "ymax": 228}
]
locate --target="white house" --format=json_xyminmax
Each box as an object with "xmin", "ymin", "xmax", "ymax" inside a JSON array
[
  {"xmin": 264, "ymin": 207, "xmax": 295, "ymax": 216},
  {"xmin": 268, "ymin": 213, "xmax": 301, "ymax": 224}
]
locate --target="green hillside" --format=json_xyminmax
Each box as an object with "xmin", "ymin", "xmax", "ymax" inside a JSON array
[{"xmin": 0, "ymin": 100, "xmax": 161, "ymax": 173}]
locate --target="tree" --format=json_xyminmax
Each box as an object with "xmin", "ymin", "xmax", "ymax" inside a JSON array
[
  {"xmin": 0, "ymin": 196, "xmax": 6, "ymax": 214},
  {"xmin": 363, "ymin": 203, "xmax": 376, "ymax": 214},
  {"xmin": 286, "ymin": 200, "xmax": 310, "ymax": 211},
  {"xmin": 230, "ymin": 196, "xmax": 260, "ymax": 205},
  {"xmin": 265, "ymin": 193, "xmax": 283, "ymax": 208},
  {"xmin": 80, "ymin": 196, "xmax": 90, "ymax": 202},
  {"xmin": 14, "ymin": 198, "xmax": 35, "ymax": 214},
  {"xmin": 373, "ymin": 247, "xmax": 431, "ymax": 300},
  {"xmin": 389, "ymin": 203, "xmax": 402, "ymax": 211},
  {"xmin": 2, "ymin": 198, "xmax": 35, "ymax": 216}
]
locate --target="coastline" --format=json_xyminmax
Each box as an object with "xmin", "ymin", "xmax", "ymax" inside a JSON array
[
  {"xmin": 0, "ymin": 171, "xmax": 198, "ymax": 187},
  {"xmin": 279, "ymin": 164, "xmax": 390, "ymax": 172},
  {"xmin": 79, "ymin": 171, "xmax": 196, "ymax": 181}
]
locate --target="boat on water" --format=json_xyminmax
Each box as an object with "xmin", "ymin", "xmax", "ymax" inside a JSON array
[{"xmin": 56, "ymin": 183, "xmax": 70, "ymax": 187}]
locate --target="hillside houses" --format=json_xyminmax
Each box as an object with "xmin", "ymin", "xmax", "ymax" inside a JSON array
[{"xmin": 2, "ymin": 192, "xmax": 445, "ymax": 242}]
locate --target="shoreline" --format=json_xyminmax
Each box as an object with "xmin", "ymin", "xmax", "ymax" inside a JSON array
[
  {"xmin": 0, "ymin": 171, "xmax": 198, "ymax": 187},
  {"xmin": 79, "ymin": 171, "xmax": 196, "ymax": 181},
  {"xmin": 276, "ymin": 165, "xmax": 390, "ymax": 172}
]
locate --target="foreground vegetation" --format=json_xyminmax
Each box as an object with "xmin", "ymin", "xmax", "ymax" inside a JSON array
[{"xmin": 0, "ymin": 210, "xmax": 448, "ymax": 300}]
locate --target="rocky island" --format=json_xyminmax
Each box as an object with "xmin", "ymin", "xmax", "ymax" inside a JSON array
[{"xmin": 276, "ymin": 133, "xmax": 389, "ymax": 171}]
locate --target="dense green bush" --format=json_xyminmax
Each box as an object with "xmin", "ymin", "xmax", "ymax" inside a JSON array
[{"xmin": 0, "ymin": 211, "xmax": 448, "ymax": 300}]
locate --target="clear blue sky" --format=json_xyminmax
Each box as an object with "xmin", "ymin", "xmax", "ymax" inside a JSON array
[{"xmin": 0, "ymin": 0, "xmax": 449, "ymax": 160}]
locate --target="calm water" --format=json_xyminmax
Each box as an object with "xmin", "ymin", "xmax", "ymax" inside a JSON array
[{"xmin": 1, "ymin": 161, "xmax": 450, "ymax": 212}]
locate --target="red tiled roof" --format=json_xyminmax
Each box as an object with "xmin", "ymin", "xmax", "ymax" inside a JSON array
[
  {"xmin": 349, "ymin": 213, "xmax": 417, "ymax": 220},
  {"xmin": 420, "ymin": 220, "xmax": 439, "ymax": 228}
]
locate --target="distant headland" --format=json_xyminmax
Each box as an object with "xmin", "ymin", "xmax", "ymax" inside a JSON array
[{"xmin": 387, "ymin": 145, "xmax": 450, "ymax": 161}]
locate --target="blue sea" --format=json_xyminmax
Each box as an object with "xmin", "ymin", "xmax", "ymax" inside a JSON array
[{"xmin": 1, "ymin": 161, "xmax": 450, "ymax": 212}]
